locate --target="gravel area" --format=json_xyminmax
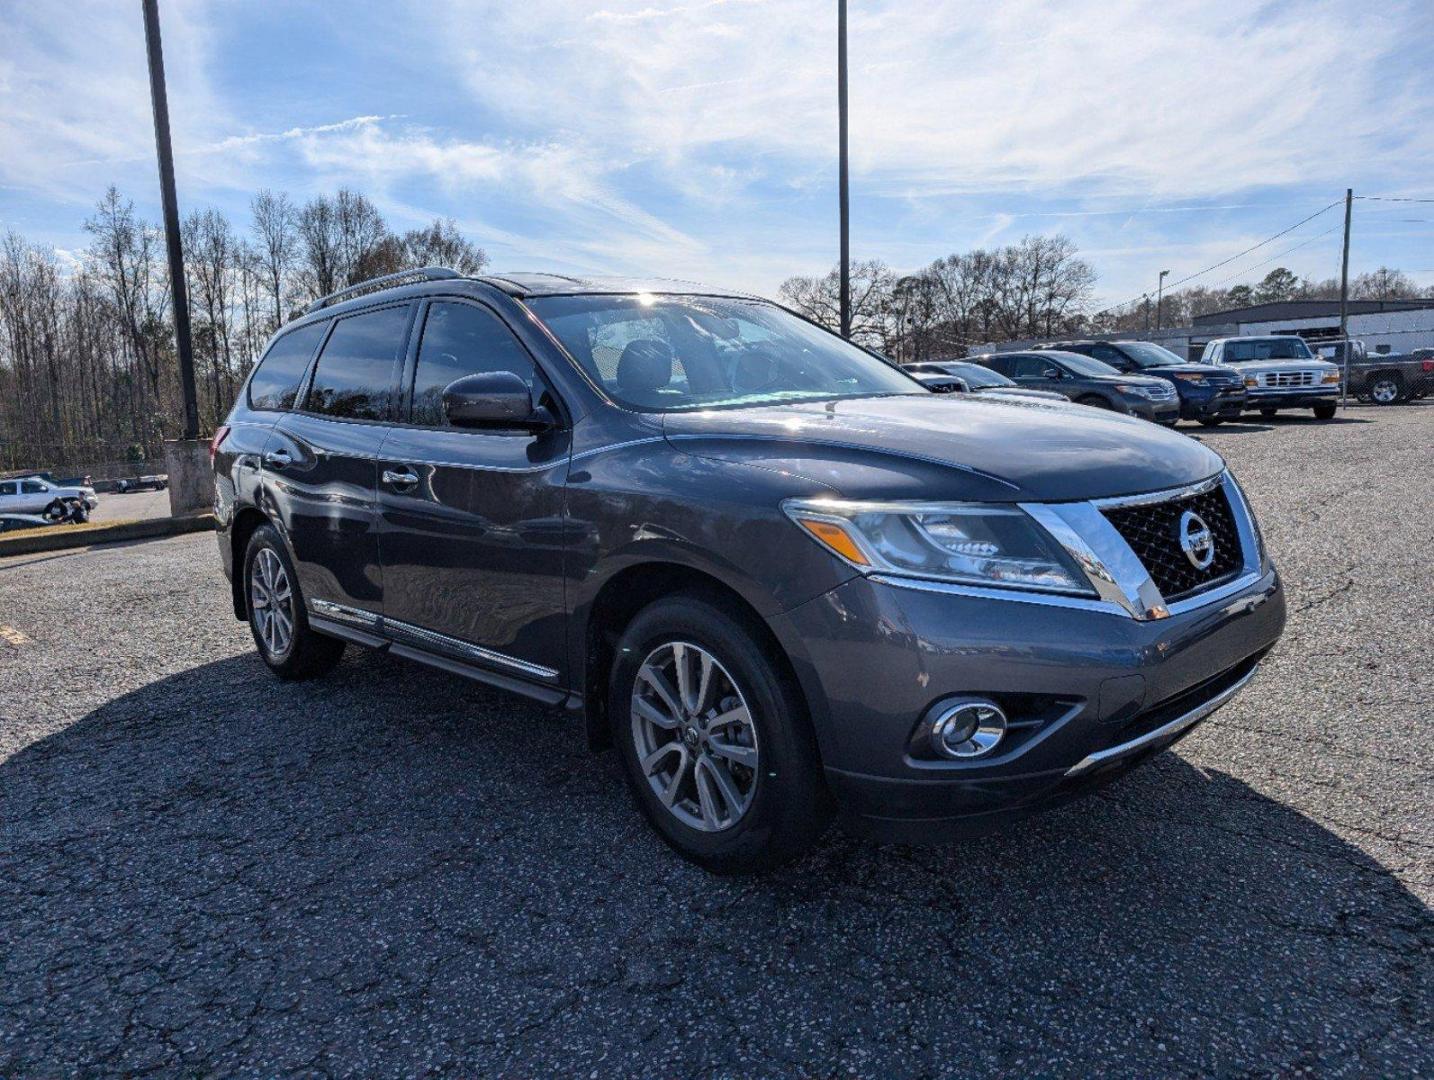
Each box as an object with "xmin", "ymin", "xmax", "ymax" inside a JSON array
[{"xmin": 1, "ymin": 404, "xmax": 1429, "ymax": 1077}]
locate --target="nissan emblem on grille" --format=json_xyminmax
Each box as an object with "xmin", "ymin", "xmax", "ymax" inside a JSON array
[{"xmin": 1178, "ymin": 509, "xmax": 1215, "ymax": 570}]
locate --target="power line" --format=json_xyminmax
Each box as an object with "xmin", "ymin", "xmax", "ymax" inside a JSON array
[
  {"xmin": 1354, "ymin": 195, "xmax": 1434, "ymax": 204},
  {"xmin": 1204, "ymin": 224, "xmax": 1343, "ymax": 290},
  {"xmin": 1094, "ymin": 198, "xmax": 1343, "ymax": 315}
]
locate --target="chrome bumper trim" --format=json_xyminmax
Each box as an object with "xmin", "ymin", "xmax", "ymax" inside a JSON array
[{"xmin": 1064, "ymin": 662, "xmax": 1261, "ymax": 777}]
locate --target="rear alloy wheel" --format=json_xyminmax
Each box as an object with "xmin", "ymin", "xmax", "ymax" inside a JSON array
[
  {"xmin": 611, "ymin": 594, "xmax": 831, "ymax": 873},
  {"xmin": 1369, "ymin": 376, "xmax": 1403, "ymax": 405},
  {"xmin": 244, "ymin": 524, "xmax": 344, "ymax": 679}
]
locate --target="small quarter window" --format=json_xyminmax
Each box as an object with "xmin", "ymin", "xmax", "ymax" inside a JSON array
[{"xmin": 248, "ymin": 322, "xmax": 327, "ymax": 411}]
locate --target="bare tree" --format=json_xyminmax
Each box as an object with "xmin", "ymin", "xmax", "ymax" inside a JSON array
[
  {"xmin": 250, "ymin": 189, "xmax": 296, "ymax": 330},
  {"xmin": 400, "ymin": 218, "xmax": 489, "ymax": 274},
  {"xmin": 778, "ymin": 260, "xmax": 895, "ymax": 349}
]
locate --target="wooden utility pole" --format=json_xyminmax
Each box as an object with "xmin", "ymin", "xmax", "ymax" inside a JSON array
[
  {"xmin": 1338, "ymin": 188, "xmax": 1353, "ymax": 407},
  {"xmin": 837, "ymin": 0, "xmax": 851, "ymax": 339},
  {"xmin": 142, "ymin": 0, "xmax": 199, "ymax": 440}
]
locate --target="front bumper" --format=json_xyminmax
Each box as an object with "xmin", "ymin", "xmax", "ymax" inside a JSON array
[
  {"xmin": 1179, "ymin": 384, "xmax": 1247, "ymax": 419},
  {"xmin": 775, "ymin": 566, "xmax": 1284, "ymax": 840},
  {"xmin": 1243, "ymin": 386, "xmax": 1339, "ymax": 410},
  {"xmin": 1125, "ymin": 396, "xmax": 1181, "ymax": 423}
]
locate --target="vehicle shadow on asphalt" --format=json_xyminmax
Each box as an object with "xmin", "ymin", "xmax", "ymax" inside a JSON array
[{"xmin": 3, "ymin": 651, "xmax": 1428, "ymax": 1075}]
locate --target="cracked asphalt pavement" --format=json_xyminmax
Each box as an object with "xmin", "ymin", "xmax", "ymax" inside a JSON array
[{"xmin": 1, "ymin": 405, "xmax": 1429, "ymax": 1076}]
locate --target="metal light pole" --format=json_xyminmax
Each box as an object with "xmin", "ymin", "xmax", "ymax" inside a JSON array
[
  {"xmin": 1156, "ymin": 269, "xmax": 1170, "ymax": 332},
  {"xmin": 1338, "ymin": 188, "xmax": 1353, "ymax": 407},
  {"xmin": 142, "ymin": 0, "xmax": 198, "ymax": 441},
  {"xmin": 837, "ymin": 0, "xmax": 851, "ymax": 339}
]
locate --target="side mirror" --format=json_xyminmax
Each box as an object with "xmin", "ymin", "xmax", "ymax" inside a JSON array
[
  {"xmin": 1042, "ymin": 367, "xmax": 1063, "ymax": 379},
  {"xmin": 442, "ymin": 372, "xmax": 554, "ymax": 430}
]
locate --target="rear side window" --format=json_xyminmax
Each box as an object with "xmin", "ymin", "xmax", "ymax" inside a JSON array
[
  {"xmin": 248, "ymin": 322, "xmax": 327, "ymax": 411},
  {"xmin": 305, "ymin": 305, "xmax": 410, "ymax": 421},
  {"xmin": 0, "ymin": 482, "xmax": 16, "ymax": 495},
  {"xmin": 1007, "ymin": 355, "xmax": 1052, "ymax": 378},
  {"xmin": 410, "ymin": 302, "xmax": 536, "ymax": 427}
]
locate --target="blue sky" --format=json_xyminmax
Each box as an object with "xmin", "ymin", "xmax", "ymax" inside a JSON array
[{"xmin": 3, "ymin": 0, "xmax": 1432, "ymax": 306}]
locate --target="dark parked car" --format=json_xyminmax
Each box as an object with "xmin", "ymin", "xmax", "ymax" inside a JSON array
[
  {"xmin": 977, "ymin": 350, "xmax": 1181, "ymax": 424},
  {"xmin": 903, "ymin": 360, "xmax": 1069, "ymax": 403},
  {"xmin": 1313, "ymin": 340, "xmax": 1433, "ymax": 404},
  {"xmin": 213, "ymin": 269, "xmax": 1284, "ymax": 872},
  {"xmin": 1037, "ymin": 340, "xmax": 1246, "ymax": 426}
]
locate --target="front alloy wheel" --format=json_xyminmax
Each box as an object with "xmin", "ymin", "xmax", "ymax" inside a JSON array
[
  {"xmin": 631, "ymin": 642, "xmax": 759, "ymax": 832},
  {"xmin": 249, "ymin": 547, "xmax": 294, "ymax": 660}
]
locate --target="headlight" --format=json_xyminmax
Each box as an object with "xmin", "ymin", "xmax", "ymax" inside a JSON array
[
  {"xmin": 783, "ymin": 499, "xmax": 1094, "ymax": 595},
  {"xmin": 1170, "ymin": 372, "xmax": 1206, "ymax": 383},
  {"xmin": 1115, "ymin": 384, "xmax": 1154, "ymax": 397},
  {"xmin": 1244, "ymin": 376, "xmax": 1259, "ymax": 387},
  {"xmin": 1321, "ymin": 371, "xmax": 1340, "ymax": 384}
]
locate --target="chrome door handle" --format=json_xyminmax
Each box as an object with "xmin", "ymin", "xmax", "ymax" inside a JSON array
[
  {"xmin": 263, "ymin": 449, "xmax": 292, "ymax": 468},
  {"xmin": 382, "ymin": 467, "xmax": 419, "ymax": 490}
]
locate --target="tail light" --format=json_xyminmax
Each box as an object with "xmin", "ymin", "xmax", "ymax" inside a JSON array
[
  {"xmin": 209, "ymin": 425, "xmax": 230, "ymax": 465},
  {"xmin": 1422, "ymin": 360, "xmax": 1434, "ymax": 373}
]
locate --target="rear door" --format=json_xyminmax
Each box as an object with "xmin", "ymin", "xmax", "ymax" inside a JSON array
[
  {"xmin": 376, "ymin": 298, "xmax": 571, "ymax": 684},
  {"xmin": 265, "ymin": 302, "xmax": 413, "ymax": 623}
]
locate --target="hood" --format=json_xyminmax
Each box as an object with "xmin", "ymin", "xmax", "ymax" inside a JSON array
[
  {"xmin": 1144, "ymin": 363, "xmax": 1240, "ymax": 379},
  {"xmin": 1224, "ymin": 358, "xmax": 1339, "ymax": 374},
  {"xmin": 973, "ymin": 386, "xmax": 1069, "ymax": 402},
  {"xmin": 661, "ymin": 393, "xmax": 1224, "ymax": 503}
]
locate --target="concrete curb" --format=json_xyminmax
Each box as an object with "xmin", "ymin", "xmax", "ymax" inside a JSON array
[{"xmin": 0, "ymin": 512, "xmax": 216, "ymax": 558}]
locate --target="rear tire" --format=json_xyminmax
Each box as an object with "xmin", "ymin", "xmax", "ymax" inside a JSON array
[
  {"xmin": 1368, "ymin": 375, "xmax": 1403, "ymax": 405},
  {"xmin": 610, "ymin": 594, "xmax": 831, "ymax": 873},
  {"xmin": 1312, "ymin": 403, "xmax": 1337, "ymax": 420},
  {"xmin": 243, "ymin": 524, "xmax": 345, "ymax": 680}
]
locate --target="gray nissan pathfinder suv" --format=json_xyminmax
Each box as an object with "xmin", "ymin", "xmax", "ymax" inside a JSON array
[{"xmin": 213, "ymin": 269, "xmax": 1285, "ymax": 872}]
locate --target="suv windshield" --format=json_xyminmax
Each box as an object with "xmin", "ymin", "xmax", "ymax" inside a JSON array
[
  {"xmin": 527, "ymin": 294, "xmax": 923, "ymax": 411},
  {"xmin": 1118, "ymin": 342, "xmax": 1186, "ymax": 369},
  {"xmin": 1226, "ymin": 338, "xmax": 1316, "ymax": 361}
]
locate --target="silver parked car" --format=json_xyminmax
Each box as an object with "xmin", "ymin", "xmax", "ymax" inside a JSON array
[{"xmin": 0, "ymin": 476, "xmax": 99, "ymax": 520}]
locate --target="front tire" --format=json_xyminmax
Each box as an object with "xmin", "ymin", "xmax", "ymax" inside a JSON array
[
  {"xmin": 1077, "ymin": 394, "xmax": 1113, "ymax": 410},
  {"xmin": 1198, "ymin": 416, "xmax": 1224, "ymax": 428},
  {"xmin": 1312, "ymin": 403, "xmax": 1338, "ymax": 420},
  {"xmin": 610, "ymin": 594, "xmax": 831, "ymax": 873},
  {"xmin": 243, "ymin": 524, "xmax": 344, "ymax": 680},
  {"xmin": 1259, "ymin": 407, "xmax": 1278, "ymax": 418}
]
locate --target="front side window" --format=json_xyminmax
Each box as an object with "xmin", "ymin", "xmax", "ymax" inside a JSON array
[
  {"xmin": 248, "ymin": 322, "xmax": 327, "ymax": 411},
  {"xmin": 527, "ymin": 295, "xmax": 921, "ymax": 411},
  {"xmin": 410, "ymin": 302, "xmax": 537, "ymax": 426},
  {"xmin": 21, "ymin": 480, "xmax": 46, "ymax": 494},
  {"xmin": 1226, "ymin": 338, "xmax": 1315, "ymax": 362},
  {"xmin": 1007, "ymin": 355, "xmax": 1056, "ymax": 379},
  {"xmin": 304, "ymin": 305, "xmax": 410, "ymax": 421}
]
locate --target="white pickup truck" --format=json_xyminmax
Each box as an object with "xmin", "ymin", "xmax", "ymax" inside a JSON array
[
  {"xmin": 1199, "ymin": 336, "xmax": 1343, "ymax": 420},
  {"xmin": 0, "ymin": 475, "xmax": 99, "ymax": 520}
]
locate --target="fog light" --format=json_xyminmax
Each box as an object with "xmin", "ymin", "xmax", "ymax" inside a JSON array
[{"xmin": 930, "ymin": 698, "xmax": 1007, "ymax": 759}]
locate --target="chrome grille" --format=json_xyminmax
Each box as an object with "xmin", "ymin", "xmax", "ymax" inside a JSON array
[
  {"xmin": 1100, "ymin": 486, "xmax": 1244, "ymax": 602},
  {"xmin": 1258, "ymin": 370, "xmax": 1317, "ymax": 388}
]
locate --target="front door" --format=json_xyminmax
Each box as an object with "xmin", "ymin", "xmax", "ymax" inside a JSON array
[
  {"xmin": 377, "ymin": 298, "xmax": 571, "ymax": 684},
  {"xmin": 264, "ymin": 302, "xmax": 413, "ymax": 622}
]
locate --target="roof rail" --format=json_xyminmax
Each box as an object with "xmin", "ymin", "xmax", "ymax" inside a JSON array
[{"xmin": 304, "ymin": 266, "xmax": 461, "ymax": 314}]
